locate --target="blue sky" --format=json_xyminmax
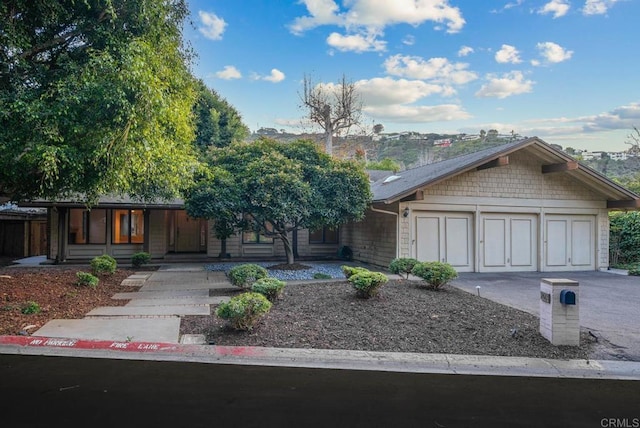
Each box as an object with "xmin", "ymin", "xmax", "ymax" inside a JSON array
[{"xmin": 184, "ymin": 0, "xmax": 639, "ymax": 152}]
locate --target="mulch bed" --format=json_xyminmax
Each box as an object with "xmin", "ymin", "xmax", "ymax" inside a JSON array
[{"xmin": 180, "ymin": 279, "xmax": 595, "ymax": 359}]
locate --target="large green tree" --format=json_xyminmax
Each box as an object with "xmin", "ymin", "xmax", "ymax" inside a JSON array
[
  {"xmin": 185, "ymin": 138, "xmax": 372, "ymax": 264},
  {"xmin": 192, "ymin": 79, "xmax": 249, "ymax": 154},
  {"xmin": 0, "ymin": 0, "xmax": 199, "ymax": 202}
]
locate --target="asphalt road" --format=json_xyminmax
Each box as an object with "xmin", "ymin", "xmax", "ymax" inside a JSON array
[{"xmin": 1, "ymin": 353, "xmax": 638, "ymax": 428}]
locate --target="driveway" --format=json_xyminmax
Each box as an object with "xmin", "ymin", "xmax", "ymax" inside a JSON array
[{"xmin": 450, "ymin": 271, "xmax": 640, "ymax": 361}]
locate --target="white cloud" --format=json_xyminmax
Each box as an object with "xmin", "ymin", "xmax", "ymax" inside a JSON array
[
  {"xmin": 475, "ymin": 71, "xmax": 534, "ymax": 98},
  {"xmin": 327, "ymin": 31, "xmax": 386, "ymax": 52},
  {"xmin": 355, "ymin": 77, "xmax": 448, "ymax": 105},
  {"xmin": 290, "ymin": 0, "xmax": 466, "ymax": 36},
  {"xmin": 458, "ymin": 45, "xmax": 474, "ymax": 57},
  {"xmin": 214, "ymin": 65, "xmax": 242, "ymax": 80},
  {"xmin": 402, "ymin": 35, "xmax": 416, "ymax": 46},
  {"xmin": 583, "ymin": 0, "xmax": 621, "ymax": 15},
  {"xmin": 580, "ymin": 103, "xmax": 640, "ymax": 131},
  {"xmin": 198, "ymin": 11, "xmax": 227, "ymax": 40},
  {"xmin": 383, "ymin": 54, "xmax": 478, "ymax": 85},
  {"xmin": 364, "ymin": 104, "xmax": 471, "ymax": 123},
  {"xmin": 495, "ymin": 44, "xmax": 522, "ymax": 64},
  {"xmin": 536, "ymin": 42, "xmax": 573, "ymax": 64},
  {"xmin": 538, "ymin": 0, "xmax": 571, "ymax": 18},
  {"xmin": 491, "ymin": 0, "xmax": 524, "ymax": 13},
  {"xmin": 258, "ymin": 69, "xmax": 286, "ymax": 83}
]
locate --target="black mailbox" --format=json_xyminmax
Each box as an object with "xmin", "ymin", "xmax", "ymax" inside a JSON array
[{"xmin": 560, "ymin": 289, "xmax": 576, "ymax": 305}]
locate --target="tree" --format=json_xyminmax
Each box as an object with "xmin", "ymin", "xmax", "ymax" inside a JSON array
[
  {"xmin": 192, "ymin": 79, "xmax": 249, "ymax": 154},
  {"xmin": 0, "ymin": 0, "xmax": 199, "ymax": 203},
  {"xmin": 300, "ymin": 74, "xmax": 363, "ymax": 156},
  {"xmin": 373, "ymin": 124, "xmax": 384, "ymax": 134},
  {"xmin": 625, "ymin": 127, "xmax": 640, "ymax": 156},
  {"xmin": 186, "ymin": 138, "xmax": 372, "ymax": 264}
]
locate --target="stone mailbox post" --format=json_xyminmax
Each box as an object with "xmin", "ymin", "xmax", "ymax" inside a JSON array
[{"xmin": 539, "ymin": 278, "xmax": 580, "ymax": 346}]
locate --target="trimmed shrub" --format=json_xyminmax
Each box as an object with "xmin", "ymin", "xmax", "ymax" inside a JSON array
[
  {"xmin": 228, "ymin": 264, "xmax": 269, "ymax": 289},
  {"xmin": 389, "ymin": 257, "xmax": 419, "ymax": 279},
  {"xmin": 76, "ymin": 271, "xmax": 99, "ymax": 288},
  {"xmin": 21, "ymin": 301, "xmax": 41, "ymax": 315},
  {"xmin": 349, "ymin": 271, "xmax": 389, "ymax": 298},
  {"xmin": 251, "ymin": 277, "xmax": 286, "ymax": 301},
  {"xmin": 628, "ymin": 265, "xmax": 640, "ymax": 276},
  {"xmin": 411, "ymin": 261, "xmax": 458, "ymax": 290},
  {"xmin": 313, "ymin": 272, "xmax": 332, "ymax": 280},
  {"xmin": 91, "ymin": 255, "xmax": 117, "ymax": 276},
  {"xmin": 341, "ymin": 265, "xmax": 369, "ymax": 279},
  {"xmin": 131, "ymin": 252, "xmax": 151, "ymax": 268},
  {"xmin": 216, "ymin": 292, "xmax": 272, "ymax": 330},
  {"xmin": 338, "ymin": 245, "xmax": 353, "ymax": 261}
]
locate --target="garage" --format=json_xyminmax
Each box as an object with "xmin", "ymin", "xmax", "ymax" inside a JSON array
[
  {"xmin": 415, "ymin": 212, "xmax": 474, "ymax": 272},
  {"xmin": 480, "ymin": 214, "xmax": 537, "ymax": 272},
  {"xmin": 544, "ymin": 215, "xmax": 595, "ymax": 271}
]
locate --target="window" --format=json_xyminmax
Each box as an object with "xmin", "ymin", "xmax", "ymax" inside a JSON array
[
  {"xmin": 112, "ymin": 209, "xmax": 145, "ymax": 244},
  {"xmin": 309, "ymin": 226, "xmax": 338, "ymax": 244},
  {"xmin": 243, "ymin": 218, "xmax": 274, "ymax": 244},
  {"xmin": 68, "ymin": 209, "xmax": 106, "ymax": 244}
]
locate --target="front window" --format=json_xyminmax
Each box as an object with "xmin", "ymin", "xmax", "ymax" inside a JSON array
[
  {"xmin": 68, "ymin": 209, "xmax": 107, "ymax": 244},
  {"xmin": 243, "ymin": 217, "xmax": 274, "ymax": 244},
  {"xmin": 112, "ymin": 209, "xmax": 145, "ymax": 244},
  {"xmin": 309, "ymin": 226, "xmax": 338, "ymax": 244}
]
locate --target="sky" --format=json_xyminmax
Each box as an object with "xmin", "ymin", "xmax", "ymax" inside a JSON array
[{"xmin": 183, "ymin": 0, "xmax": 640, "ymax": 152}]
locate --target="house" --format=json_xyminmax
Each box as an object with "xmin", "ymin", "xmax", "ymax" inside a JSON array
[
  {"xmin": 18, "ymin": 137, "xmax": 640, "ymax": 271},
  {"xmin": 341, "ymin": 137, "xmax": 639, "ymax": 272},
  {"xmin": 0, "ymin": 204, "xmax": 48, "ymax": 257}
]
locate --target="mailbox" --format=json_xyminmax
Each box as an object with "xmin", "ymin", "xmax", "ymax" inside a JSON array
[{"xmin": 560, "ymin": 289, "xmax": 576, "ymax": 305}]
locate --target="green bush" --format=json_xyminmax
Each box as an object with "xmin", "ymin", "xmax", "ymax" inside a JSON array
[
  {"xmin": 341, "ymin": 265, "xmax": 369, "ymax": 279},
  {"xmin": 228, "ymin": 264, "xmax": 268, "ymax": 289},
  {"xmin": 76, "ymin": 271, "xmax": 99, "ymax": 288},
  {"xmin": 389, "ymin": 257, "xmax": 419, "ymax": 279},
  {"xmin": 610, "ymin": 211, "xmax": 640, "ymax": 266},
  {"xmin": 348, "ymin": 271, "xmax": 389, "ymax": 298},
  {"xmin": 21, "ymin": 301, "xmax": 41, "ymax": 315},
  {"xmin": 131, "ymin": 252, "xmax": 151, "ymax": 268},
  {"xmin": 216, "ymin": 292, "xmax": 272, "ymax": 330},
  {"xmin": 411, "ymin": 261, "xmax": 458, "ymax": 290},
  {"xmin": 91, "ymin": 254, "xmax": 117, "ymax": 275},
  {"xmin": 251, "ymin": 277, "xmax": 286, "ymax": 301},
  {"xmin": 337, "ymin": 245, "xmax": 353, "ymax": 261},
  {"xmin": 313, "ymin": 272, "xmax": 332, "ymax": 280},
  {"xmin": 628, "ymin": 265, "xmax": 640, "ymax": 276}
]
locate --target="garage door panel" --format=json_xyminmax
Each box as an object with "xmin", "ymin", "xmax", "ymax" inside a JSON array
[
  {"xmin": 445, "ymin": 217, "xmax": 471, "ymax": 267},
  {"xmin": 415, "ymin": 212, "xmax": 473, "ymax": 272},
  {"xmin": 480, "ymin": 214, "xmax": 537, "ymax": 272},
  {"xmin": 571, "ymin": 220, "xmax": 593, "ymax": 266},
  {"xmin": 510, "ymin": 218, "xmax": 534, "ymax": 267},
  {"xmin": 546, "ymin": 220, "xmax": 568, "ymax": 266},
  {"xmin": 483, "ymin": 218, "xmax": 506, "ymax": 267},
  {"xmin": 416, "ymin": 217, "xmax": 440, "ymax": 262},
  {"xmin": 545, "ymin": 215, "xmax": 595, "ymax": 271}
]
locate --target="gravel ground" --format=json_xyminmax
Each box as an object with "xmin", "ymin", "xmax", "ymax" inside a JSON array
[
  {"xmin": 180, "ymin": 276, "xmax": 597, "ymax": 359},
  {"xmin": 205, "ymin": 261, "xmax": 349, "ymax": 281}
]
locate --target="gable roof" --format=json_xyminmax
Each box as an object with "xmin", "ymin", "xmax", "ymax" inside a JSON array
[{"xmin": 370, "ymin": 137, "xmax": 640, "ymax": 207}]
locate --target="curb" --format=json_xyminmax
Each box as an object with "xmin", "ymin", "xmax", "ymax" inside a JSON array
[{"xmin": 2, "ymin": 335, "xmax": 639, "ymax": 381}]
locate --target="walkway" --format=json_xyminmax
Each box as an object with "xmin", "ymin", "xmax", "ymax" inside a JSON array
[{"xmin": 32, "ymin": 264, "xmax": 235, "ymax": 344}]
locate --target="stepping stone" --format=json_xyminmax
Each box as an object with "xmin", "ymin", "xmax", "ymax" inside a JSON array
[
  {"xmin": 112, "ymin": 289, "xmax": 210, "ymax": 300},
  {"xmin": 33, "ymin": 318, "xmax": 181, "ymax": 343},
  {"xmin": 180, "ymin": 334, "xmax": 207, "ymax": 345},
  {"xmin": 125, "ymin": 296, "xmax": 230, "ymax": 307},
  {"xmin": 85, "ymin": 305, "xmax": 211, "ymax": 317},
  {"xmin": 121, "ymin": 273, "xmax": 154, "ymax": 286}
]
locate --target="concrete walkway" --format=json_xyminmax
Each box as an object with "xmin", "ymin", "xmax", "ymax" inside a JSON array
[{"xmin": 32, "ymin": 265, "xmax": 235, "ymax": 344}]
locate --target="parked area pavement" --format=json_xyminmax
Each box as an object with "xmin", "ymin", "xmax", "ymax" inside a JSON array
[
  {"xmin": 450, "ymin": 271, "xmax": 640, "ymax": 362},
  {"xmin": 32, "ymin": 264, "xmax": 235, "ymax": 344}
]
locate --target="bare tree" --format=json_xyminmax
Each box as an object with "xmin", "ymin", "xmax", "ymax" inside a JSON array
[
  {"xmin": 625, "ymin": 126, "xmax": 640, "ymax": 156},
  {"xmin": 300, "ymin": 74, "xmax": 363, "ymax": 155}
]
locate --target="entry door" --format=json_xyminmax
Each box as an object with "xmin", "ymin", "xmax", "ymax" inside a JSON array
[
  {"xmin": 481, "ymin": 214, "xmax": 537, "ymax": 272},
  {"xmin": 545, "ymin": 215, "xmax": 595, "ymax": 271},
  {"xmin": 415, "ymin": 212, "xmax": 473, "ymax": 272},
  {"xmin": 175, "ymin": 211, "xmax": 202, "ymax": 252}
]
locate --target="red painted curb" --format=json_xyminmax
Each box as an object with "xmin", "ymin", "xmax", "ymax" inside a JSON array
[{"xmin": 0, "ymin": 335, "xmax": 266, "ymax": 357}]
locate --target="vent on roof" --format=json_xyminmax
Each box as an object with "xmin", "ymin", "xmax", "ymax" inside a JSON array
[{"xmin": 382, "ymin": 175, "xmax": 401, "ymax": 184}]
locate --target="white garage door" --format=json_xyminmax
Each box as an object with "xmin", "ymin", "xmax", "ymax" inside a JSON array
[
  {"xmin": 415, "ymin": 212, "xmax": 474, "ymax": 272},
  {"xmin": 481, "ymin": 214, "xmax": 537, "ymax": 272},
  {"xmin": 545, "ymin": 215, "xmax": 595, "ymax": 271}
]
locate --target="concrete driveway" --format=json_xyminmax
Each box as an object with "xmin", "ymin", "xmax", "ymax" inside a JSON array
[{"xmin": 450, "ymin": 271, "xmax": 640, "ymax": 361}]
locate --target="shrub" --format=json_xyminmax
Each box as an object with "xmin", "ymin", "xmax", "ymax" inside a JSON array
[
  {"xmin": 228, "ymin": 264, "xmax": 268, "ymax": 289},
  {"xmin": 251, "ymin": 277, "xmax": 286, "ymax": 301},
  {"xmin": 411, "ymin": 261, "xmax": 458, "ymax": 290},
  {"xmin": 349, "ymin": 271, "xmax": 388, "ymax": 298},
  {"xmin": 216, "ymin": 292, "xmax": 272, "ymax": 330},
  {"xmin": 341, "ymin": 265, "xmax": 369, "ymax": 279},
  {"xmin": 21, "ymin": 301, "xmax": 41, "ymax": 315},
  {"xmin": 628, "ymin": 265, "xmax": 640, "ymax": 276},
  {"xmin": 131, "ymin": 252, "xmax": 151, "ymax": 268},
  {"xmin": 610, "ymin": 211, "xmax": 640, "ymax": 266},
  {"xmin": 313, "ymin": 272, "xmax": 332, "ymax": 280},
  {"xmin": 76, "ymin": 271, "xmax": 99, "ymax": 288},
  {"xmin": 91, "ymin": 254, "xmax": 117, "ymax": 275},
  {"xmin": 389, "ymin": 257, "xmax": 419, "ymax": 279},
  {"xmin": 337, "ymin": 245, "xmax": 353, "ymax": 261}
]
